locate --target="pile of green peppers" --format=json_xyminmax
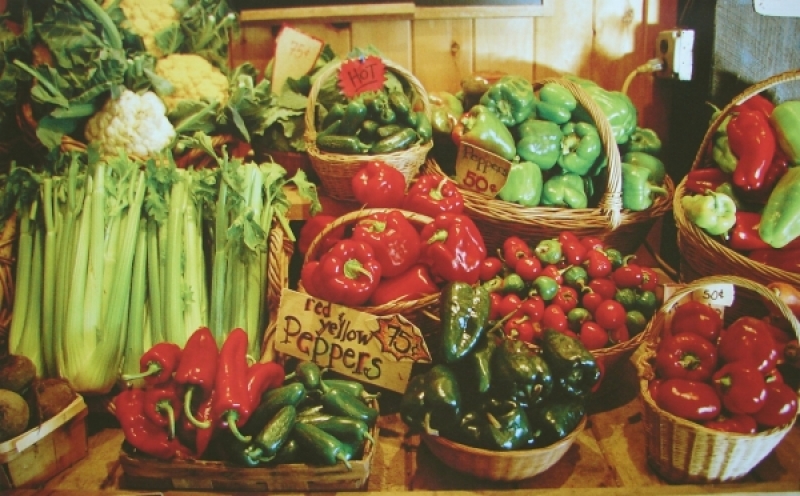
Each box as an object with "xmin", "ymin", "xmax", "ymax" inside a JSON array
[
  {"xmin": 400, "ymin": 281, "xmax": 601, "ymax": 450},
  {"xmin": 222, "ymin": 361, "xmax": 379, "ymax": 469}
]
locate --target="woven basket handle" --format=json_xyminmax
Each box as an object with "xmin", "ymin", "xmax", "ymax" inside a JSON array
[
  {"xmin": 690, "ymin": 68, "xmax": 800, "ymax": 173},
  {"xmin": 535, "ymin": 78, "xmax": 624, "ymax": 230},
  {"xmin": 303, "ymin": 207, "xmax": 434, "ymax": 263},
  {"xmin": 303, "ymin": 58, "xmax": 432, "ymax": 145}
]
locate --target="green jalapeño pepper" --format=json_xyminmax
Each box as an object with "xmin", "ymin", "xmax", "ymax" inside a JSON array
[
  {"xmin": 535, "ymin": 82, "xmax": 577, "ymax": 125},
  {"xmin": 681, "ymin": 190, "xmax": 737, "ymax": 237},
  {"xmin": 558, "ymin": 122, "xmax": 602, "ymax": 175},
  {"xmin": 515, "ymin": 118, "xmax": 563, "ymax": 170},
  {"xmin": 541, "ymin": 173, "xmax": 588, "ymax": 209},
  {"xmin": 455, "ymin": 104, "xmax": 517, "ymax": 160},
  {"xmin": 440, "ymin": 281, "xmax": 491, "ymax": 363},
  {"xmin": 540, "ymin": 329, "xmax": 600, "ymax": 397},
  {"xmin": 621, "ymin": 162, "xmax": 668, "ymax": 211},
  {"xmin": 759, "ymin": 166, "xmax": 800, "ymax": 248},
  {"xmin": 479, "ymin": 74, "xmax": 536, "ymax": 127},
  {"xmin": 497, "ymin": 160, "xmax": 543, "ymax": 207},
  {"xmin": 492, "ymin": 338, "xmax": 553, "ymax": 406},
  {"xmin": 626, "ymin": 126, "xmax": 662, "ymax": 154}
]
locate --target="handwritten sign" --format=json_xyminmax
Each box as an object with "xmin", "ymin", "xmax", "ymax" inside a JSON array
[
  {"xmin": 454, "ymin": 142, "xmax": 512, "ymax": 197},
  {"xmin": 271, "ymin": 25, "xmax": 324, "ymax": 95},
  {"xmin": 274, "ymin": 289, "xmax": 432, "ymax": 393},
  {"xmin": 662, "ymin": 282, "xmax": 734, "ymax": 329},
  {"xmin": 338, "ymin": 56, "xmax": 386, "ymax": 99}
]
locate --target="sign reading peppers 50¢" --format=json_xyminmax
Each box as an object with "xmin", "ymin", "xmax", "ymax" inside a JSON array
[
  {"xmin": 275, "ymin": 289, "xmax": 432, "ymax": 393},
  {"xmin": 455, "ymin": 142, "xmax": 512, "ymax": 198}
]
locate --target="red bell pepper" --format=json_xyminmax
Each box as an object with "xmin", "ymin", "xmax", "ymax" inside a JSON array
[
  {"xmin": 728, "ymin": 210, "xmax": 800, "ymax": 253},
  {"xmin": 727, "ymin": 108, "xmax": 777, "ymax": 192},
  {"xmin": 175, "ymin": 327, "xmax": 219, "ymax": 429},
  {"xmin": 121, "ymin": 342, "xmax": 182, "ymax": 387},
  {"xmin": 736, "ymin": 93, "xmax": 775, "ymax": 118},
  {"xmin": 734, "ymin": 147, "xmax": 789, "ymax": 204},
  {"xmin": 402, "ymin": 174, "xmax": 465, "ymax": 217},
  {"xmin": 297, "ymin": 214, "xmax": 346, "ymax": 255},
  {"xmin": 669, "ymin": 300, "xmax": 723, "ymax": 343},
  {"xmin": 351, "ymin": 161, "xmax": 407, "ymax": 209},
  {"xmin": 717, "ymin": 316, "xmax": 780, "ymax": 373},
  {"xmin": 351, "ymin": 209, "xmax": 421, "ymax": 277},
  {"xmin": 309, "ymin": 239, "xmax": 383, "ymax": 307},
  {"xmin": 711, "ymin": 361, "xmax": 768, "ymax": 415},
  {"xmin": 703, "ymin": 413, "xmax": 758, "ymax": 434},
  {"xmin": 419, "ymin": 213, "xmax": 487, "ymax": 284},
  {"xmin": 751, "ymin": 381, "xmax": 799, "ymax": 428},
  {"xmin": 655, "ymin": 378, "xmax": 721, "ymax": 422},
  {"xmin": 749, "ymin": 246, "xmax": 800, "ymax": 274},
  {"xmin": 655, "ymin": 332, "xmax": 718, "ymax": 382},
  {"xmin": 114, "ymin": 387, "xmax": 192, "ymax": 460},
  {"xmin": 684, "ymin": 168, "xmax": 730, "ymax": 195},
  {"xmin": 143, "ymin": 380, "xmax": 183, "ymax": 439},
  {"xmin": 368, "ymin": 263, "xmax": 438, "ymax": 306}
]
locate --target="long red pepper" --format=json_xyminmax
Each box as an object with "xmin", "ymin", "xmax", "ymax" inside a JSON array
[
  {"xmin": 142, "ymin": 380, "xmax": 183, "ymax": 440},
  {"xmin": 121, "ymin": 342, "xmax": 182, "ymax": 387},
  {"xmin": 114, "ymin": 387, "xmax": 191, "ymax": 460},
  {"xmin": 174, "ymin": 326, "xmax": 218, "ymax": 428},
  {"xmin": 728, "ymin": 108, "xmax": 777, "ymax": 192}
]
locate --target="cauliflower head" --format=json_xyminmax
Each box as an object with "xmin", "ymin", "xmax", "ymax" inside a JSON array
[
  {"xmin": 155, "ymin": 54, "xmax": 229, "ymax": 112},
  {"xmin": 112, "ymin": 0, "xmax": 179, "ymax": 57},
  {"xmin": 85, "ymin": 89, "xmax": 176, "ymax": 159}
]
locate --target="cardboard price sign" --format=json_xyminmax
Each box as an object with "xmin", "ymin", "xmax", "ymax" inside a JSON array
[
  {"xmin": 661, "ymin": 282, "xmax": 734, "ymax": 329},
  {"xmin": 454, "ymin": 142, "xmax": 512, "ymax": 198},
  {"xmin": 271, "ymin": 25, "xmax": 324, "ymax": 95},
  {"xmin": 338, "ymin": 56, "xmax": 385, "ymax": 99},
  {"xmin": 274, "ymin": 289, "xmax": 432, "ymax": 393}
]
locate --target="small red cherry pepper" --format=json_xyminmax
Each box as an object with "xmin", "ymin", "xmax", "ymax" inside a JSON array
[
  {"xmin": 351, "ymin": 209, "xmax": 422, "ymax": 277},
  {"xmin": 727, "ymin": 108, "xmax": 777, "ymax": 192},
  {"xmin": 712, "ymin": 361, "xmax": 767, "ymax": 415},
  {"xmin": 611, "ymin": 256, "xmax": 643, "ymax": 288},
  {"xmin": 419, "ymin": 213, "xmax": 487, "ymax": 284},
  {"xmin": 312, "ymin": 239, "xmax": 383, "ymax": 306},
  {"xmin": 402, "ymin": 174, "xmax": 465, "ymax": 217},
  {"xmin": 368, "ymin": 263, "xmax": 438, "ymax": 306},
  {"xmin": 717, "ymin": 316, "xmax": 780, "ymax": 373},
  {"xmin": 351, "ymin": 161, "xmax": 408, "ymax": 208},
  {"xmin": 114, "ymin": 387, "xmax": 192, "ymax": 460},
  {"xmin": 121, "ymin": 342, "xmax": 182, "ymax": 387},
  {"xmin": 655, "ymin": 332, "xmax": 718, "ymax": 382}
]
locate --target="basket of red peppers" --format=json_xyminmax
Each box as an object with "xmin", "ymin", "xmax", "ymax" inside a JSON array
[
  {"xmin": 631, "ymin": 275, "xmax": 800, "ymax": 484},
  {"xmin": 674, "ymin": 68, "xmax": 800, "ymax": 317}
]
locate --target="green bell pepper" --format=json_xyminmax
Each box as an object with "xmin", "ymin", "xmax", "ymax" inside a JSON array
[
  {"xmin": 540, "ymin": 329, "xmax": 600, "ymax": 398},
  {"xmin": 440, "ymin": 281, "xmax": 491, "ymax": 364},
  {"xmin": 528, "ymin": 398, "xmax": 586, "ymax": 446},
  {"xmin": 567, "ymin": 75, "xmax": 638, "ymax": 145},
  {"xmin": 680, "ymin": 190, "xmax": 737, "ymax": 236},
  {"xmin": 515, "ymin": 118, "xmax": 563, "ymax": 169},
  {"xmin": 541, "ymin": 173, "xmax": 588, "ymax": 209},
  {"xmin": 558, "ymin": 122, "xmax": 602, "ymax": 175},
  {"xmin": 491, "ymin": 338, "xmax": 553, "ymax": 406},
  {"xmin": 622, "ymin": 151, "xmax": 666, "ymax": 185},
  {"xmin": 621, "ymin": 162, "xmax": 668, "ymax": 211},
  {"xmin": 497, "ymin": 160, "xmax": 543, "ymax": 206},
  {"xmin": 484, "ymin": 398, "xmax": 535, "ymax": 450},
  {"xmin": 479, "ymin": 74, "xmax": 536, "ymax": 127},
  {"xmin": 770, "ymin": 100, "xmax": 800, "ymax": 165},
  {"xmin": 712, "ymin": 135, "xmax": 738, "ymax": 174},
  {"xmin": 458, "ymin": 104, "xmax": 517, "ymax": 161},
  {"xmin": 535, "ymin": 82, "xmax": 577, "ymax": 124},
  {"xmin": 626, "ymin": 126, "xmax": 662, "ymax": 154},
  {"xmin": 759, "ymin": 165, "xmax": 800, "ymax": 248},
  {"xmin": 429, "ymin": 91, "xmax": 465, "ymax": 135}
]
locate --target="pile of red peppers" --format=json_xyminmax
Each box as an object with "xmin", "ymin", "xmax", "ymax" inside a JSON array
[
  {"xmin": 649, "ymin": 302, "xmax": 798, "ymax": 433},
  {"xmin": 299, "ymin": 161, "xmax": 489, "ymax": 307},
  {"xmin": 115, "ymin": 327, "xmax": 284, "ymax": 460}
]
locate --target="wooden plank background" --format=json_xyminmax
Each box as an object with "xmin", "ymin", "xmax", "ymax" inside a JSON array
[{"xmin": 230, "ymin": 0, "xmax": 678, "ymax": 144}]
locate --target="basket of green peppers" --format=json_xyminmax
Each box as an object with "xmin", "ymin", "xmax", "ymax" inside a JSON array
[
  {"xmin": 673, "ymin": 68, "xmax": 800, "ymax": 320},
  {"xmin": 424, "ymin": 75, "xmax": 674, "ymax": 257},
  {"xmin": 304, "ymin": 57, "xmax": 434, "ymax": 201}
]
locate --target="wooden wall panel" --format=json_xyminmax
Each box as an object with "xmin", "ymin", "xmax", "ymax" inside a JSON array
[
  {"xmin": 351, "ymin": 20, "xmax": 413, "ymax": 69},
  {"xmin": 533, "ymin": 0, "xmax": 594, "ymax": 79},
  {"xmin": 473, "ymin": 17, "xmax": 535, "ymax": 82},
  {"xmin": 411, "ymin": 19, "xmax": 474, "ymax": 94}
]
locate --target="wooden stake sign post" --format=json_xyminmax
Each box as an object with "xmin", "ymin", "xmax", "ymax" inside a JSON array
[
  {"xmin": 454, "ymin": 142, "xmax": 512, "ymax": 198},
  {"xmin": 274, "ymin": 289, "xmax": 432, "ymax": 393}
]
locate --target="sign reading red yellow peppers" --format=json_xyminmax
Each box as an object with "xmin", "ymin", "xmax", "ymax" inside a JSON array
[{"xmin": 275, "ymin": 289, "xmax": 432, "ymax": 393}]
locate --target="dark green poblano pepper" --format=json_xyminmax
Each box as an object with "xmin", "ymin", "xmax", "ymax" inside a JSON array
[
  {"xmin": 491, "ymin": 338, "xmax": 553, "ymax": 407},
  {"xmin": 440, "ymin": 281, "xmax": 491, "ymax": 364},
  {"xmin": 541, "ymin": 173, "xmax": 589, "ymax": 209},
  {"xmin": 540, "ymin": 329, "xmax": 600, "ymax": 398},
  {"xmin": 528, "ymin": 397, "xmax": 586, "ymax": 446},
  {"xmin": 479, "ymin": 74, "xmax": 536, "ymax": 127},
  {"xmin": 621, "ymin": 162, "xmax": 668, "ymax": 211},
  {"xmin": 535, "ymin": 82, "xmax": 577, "ymax": 124},
  {"xmin": 515, "ymin": 118, "xmax": 563, "ymax": 169},
  {"xmin": 483, "ymin": 398, "xmax": 535, "ymax": 450},
  {"xmin": 497, "ymin": 160, "xmax": 543, "ymax": 207},
  {"xmin": 423, "ymin": 364, "xmax": 463, "ymax": 435}
]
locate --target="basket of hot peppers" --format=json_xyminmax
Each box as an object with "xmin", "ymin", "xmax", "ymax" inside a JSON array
[
  {"xmin": 115, "ymin": 328, "xmax": 380, "ymax": 492},
  {"xmin": 399, "ymin": 279, "xmax": 600, "ymax": 481}
]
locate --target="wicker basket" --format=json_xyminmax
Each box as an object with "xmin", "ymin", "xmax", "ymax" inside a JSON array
[
  {"xmin": 303, "ymin": 58, "xmax": 433, "ymax": 201},
  {"xmin": 674, "ymin": 69, "xmax": 800, "ymax": 319},
  {"xmin": 631, "ymin": 275, "xmax": 800, "ymax": 484},
  {"xmin": 423, "ymin": 77, "xmax": 674, "ymax": 257},
  {"xmin": 0, "ymin": 214, "xmax": 15, "ymax": 358},
  {"xmin": 421, "ymin": 415, "xmax": 586, "ymax": 481}
]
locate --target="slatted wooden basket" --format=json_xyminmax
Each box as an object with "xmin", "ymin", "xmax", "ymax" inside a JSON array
[
  {"xmin": 631, "ymin": 275, "xmax": 800, "ymax": 484},
  {"xmin": 304, "ymin": 58, "xmax": 433, "ymax": 201},
  {"xmin": 423, "ymin": 76, "xmax": 674, "ymax": 257},
  {"xmin": 674, "ymin": 68, "xmax": 800, "ymax": 319}
]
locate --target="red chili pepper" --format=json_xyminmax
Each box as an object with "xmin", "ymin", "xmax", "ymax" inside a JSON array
[
  {"xmin": 114, "ymin": 387, "xmax": 192, "ymax": 460},
  {"xmin": 504, "ymin": 314, "xmax": 535, "ymax": 342},
  {"xmin": 351, "ymin": 161, "xmax": 407, "ymax": 208},
  {"xmin": 174, "ymin": 327, "xmax": 219, "ymax": 430},
  {"xmin": 669, "ymin": 300, "xmax": 723, "ymax": 343},
  {"xmin": 496, "ymin": 293, "xmax": 522, "ymax": 319},
  {"xmin": 639, "ymin": 266, "xmax": 659, "ymax": 292},
  {"xmin": 734, "ymin": 147, "xmax": 789, "ymax": 204},
  {"xmin": 368, "ymin": 263, "xmax": 438, "ymax": 306},
  {"xmin": 351, "ymin": 210, "xmax": 422, "ymax": 278},
  {"xmin": 584, "ymin": 249, "xmax": 613, "ymax": 279},
  {"xmin": 655, "ymin": 378, "xmax": 721, "ymax": 422},
  {"xmin": 402, "ymin": 174, "xmax": 465, "ymax": 217},
  {"xmin": 655, "ymin": 332, "xmax": 718, "ymax": 382},
  {"xmin": 712, "ymin": 361, "xmax": 767, "ymax": 415},
  {"xmin": 314, "ymin": 239, "xmax": 383, "ymax": 306},
  {"xmin": 751, "ymin": 381, "xmax": 799, "ymax": 428},
  {"xmin": 518, "ymin": 296, "xmax": 545, "ymax": 323},
  {"xmin": 297, "ymin": 214, "xmax": 346, "ymax": 255},
  {"xmin": 419, "ymin": 213, "xmax": 487, "ymax": 284},
  {"xmin": 143, "ymin": 380, "xmax": 183, "ymax": 440},
  {"xmin": 727, "ymin": 108, "xmax": 777, "ymax": 192},
  {"xmin": 121, "ymin": 342, "xmax": 182, "ymax": 387},
  {"xmin": 191, "ymin": 391, "xmax": 216, "ymax": 458},
  {"xmin": 749, "ymin": 246, "xmax": 800, "ymax": 274},
  {"xmin": 717, "ymin": 316, "xmax": 780, "ymax": 373},
  {"xmin": 703, "ymin": 414, "xmax": 758, "ymax": 434},
  {"xmin": 611, "ymin": 256, "xmax": 643, "ymax": 288},
  {"xmin": 684, "ymin": 167, "xmax": 731, "ymax": 195},
  {"xmin": 580, "ymin": 235, "xmax": 605, "ymax": 252},
  {"xmin": 558, "ymin": 231, "xmax": 588, "ymax": 265},
  {"xmin": 245, "ymin": 360, "xmax": 285, "ymax": 417},
  {"xmin": 502, "ymin": 235, "xmax": 532, "ymax": 271},
  {"xmin": 552, "ymin": 285, "xmax": 579, "ymax": 313}
]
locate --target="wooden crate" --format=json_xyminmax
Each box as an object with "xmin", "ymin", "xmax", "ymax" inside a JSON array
[{"xmin": 0, "ymin": 396, "xmax": 88, "ymax": 489}]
